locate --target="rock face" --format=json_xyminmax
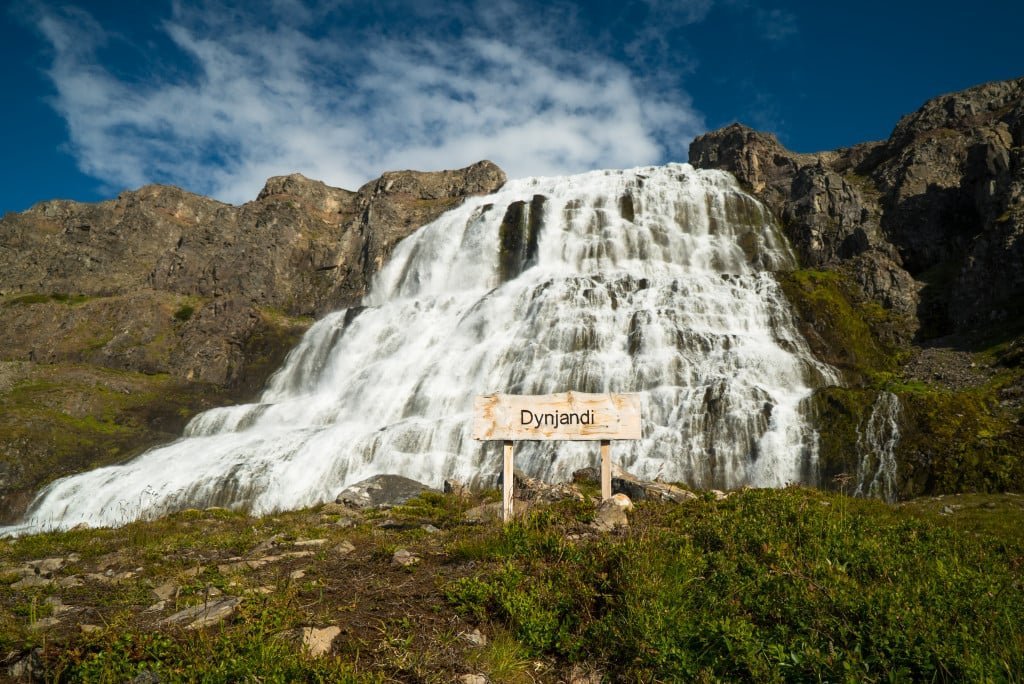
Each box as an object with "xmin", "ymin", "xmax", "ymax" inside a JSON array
[
  {"xmin": 0, "ymin": 162, "xmax": 506, "ymax": 520},
  {"xmin": 690, "ymin": 77, "xmax": 1024, "ymax": 336},
  {"xmin": 693, "ymin": 79, "xmax": 1024, "ymax": 500}
]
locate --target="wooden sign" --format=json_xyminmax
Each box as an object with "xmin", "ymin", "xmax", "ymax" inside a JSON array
[
  {"xmin": 472, "ymin": 392, "xmax": 642, "ymax": 521},
  {"xmin": 472, "ymin": 392, "xmax": 642, "ymax": 441}
]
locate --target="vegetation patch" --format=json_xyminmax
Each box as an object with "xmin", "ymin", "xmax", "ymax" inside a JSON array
[
  {"xmin": 172, "ymin": 304, "xmax": 194, "ymax": 322},
  {"xmin": 897, "ymin": 382, "xmax": 1023, "ymax": 494},
  {"xmin": 2, "ymin": 489, "xmax": 1017, "ymax": 681},
  {"xmin": 3, "ymin": 293, "xmax": 91, "ymax": 307},
  {"xmin": 0, "ymin": 364, "xmax": 234, "ymax": 522},
  {"xmin": 781, "ymin": 267, "xmax": 1024, "ymax": 498},
  {"xmin": 777, "ymin": 269, "xmax": 904, "ymax": 382},
  {"xmin": 447, "ymin": 489, "xmax": 1024, "ymax": 682}
]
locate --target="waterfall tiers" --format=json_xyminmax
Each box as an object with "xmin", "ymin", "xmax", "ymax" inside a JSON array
[{"xmin": 5, "ymin": 163, "xmax": 841, "ymax": 535}]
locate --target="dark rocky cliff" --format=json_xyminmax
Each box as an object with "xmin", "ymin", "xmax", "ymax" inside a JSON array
[
  {"xmin": 691, "ymin": 77, "xmax": 1024, "ymax": 497},
  {"xmin": 0, "ymin": 161, "xmax": 506, "ymax": 520},
  {"xmin": 690, "ymin": 77, "xmax": 1024, "ymax": 338}
]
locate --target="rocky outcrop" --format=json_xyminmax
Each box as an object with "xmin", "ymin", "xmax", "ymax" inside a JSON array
[
  {"xmin": 1, "ymin": 160, "xmax": 506, "ymax": 319},
  {"xmin": 690, "ymin": 77, "xmax": 1024, "ymax": 336},
  {"xmin": 0, "ymin": 161, "xmax": 506, "ymax": 520},
  {"xmin": 335, "ymin": 474, "xmax": 435, "ymax": 510}
]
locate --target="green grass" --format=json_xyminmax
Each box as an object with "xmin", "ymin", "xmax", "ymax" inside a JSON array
[
  {"xmin": 57, "ymin": 614, "xmax": 377, "ymax": 682},
  {"xmin": 1, "ymin": 489, "xmax": 1021, "ymax": 681},
  {"xmin": 3, "ymin": 293, "xmax": 92, "ymax": 306},
  {"xmin": 447, "ymin": 488, "xmax": 1024, "ymax": 682},
  {"xmin": 899, "ymin": 492, "xmax": 1024, "ymax": 541}
]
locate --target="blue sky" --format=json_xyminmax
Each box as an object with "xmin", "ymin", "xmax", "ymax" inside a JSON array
[{"xmin": 2, "ymin": 0, "xmax": 1022, "ymax": 214}]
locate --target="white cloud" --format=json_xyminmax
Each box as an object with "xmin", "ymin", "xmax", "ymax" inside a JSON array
[{"xmin": 28, "ymin": 1, "xmax": 706, "ymax": 203}]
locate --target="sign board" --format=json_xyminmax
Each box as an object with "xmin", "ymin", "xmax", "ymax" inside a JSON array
[
  {"xmin": 473, "ymin": 392, "xmax": 643, "ymax": 521},
  {"xmin": 472, "ymin": 392, "xmax": 642, "ymax": 441}
]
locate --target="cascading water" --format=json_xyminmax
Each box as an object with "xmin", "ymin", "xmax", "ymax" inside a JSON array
[
  {"xmin": 5, "ymin": 163, "xmax": 839, "ymax": 535},
  {"xmin": 853, "ymin": 392, "xmax": 901, "ymax": 503}
]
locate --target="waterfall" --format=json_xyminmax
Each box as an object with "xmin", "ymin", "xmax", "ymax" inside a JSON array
[
  {"xmin": 4, "ymin": 163, "xmax": 839, "ymax": 535},
  {"xmin": 853, "ymin": 392, "xmax": 901, "ymax": 503}
]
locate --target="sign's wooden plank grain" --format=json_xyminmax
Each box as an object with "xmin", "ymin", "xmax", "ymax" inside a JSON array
[{"xmin": 472, "ymin": 392, "xmax": 642, "ymax": 441}]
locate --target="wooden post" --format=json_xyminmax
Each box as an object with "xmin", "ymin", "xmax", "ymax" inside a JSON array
[
  {"xmin": 600, "ymin": 439, "xmax": 611, "ymax": 501},
  {"xmin": 503, "ymin": 440, "xmax": 514, "ymax": 522}
]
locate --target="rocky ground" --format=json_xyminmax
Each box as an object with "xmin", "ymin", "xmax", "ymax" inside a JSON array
[
  {"xmin": 0, "ymin": 471, "xmax": 689, "ymax": 682},
  {"xmin": 902, "ymin": 342, "xmax": 997, "ymax": 390},
  {"xmin": 0, "ymin": 476, "xmax": 1020, "ymax": 682}
]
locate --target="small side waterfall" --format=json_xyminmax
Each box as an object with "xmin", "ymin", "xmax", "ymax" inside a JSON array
[
  {"xmin": 5, "ymin": 163, "xmax": 839, "ymax": 535},
  {"xmin": 853, "ymin": 392, "xmax": 901, "ymax": 503}
]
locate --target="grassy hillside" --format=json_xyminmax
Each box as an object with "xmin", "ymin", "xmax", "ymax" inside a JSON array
[{"xmin": 1, "ymin": 488, "xmax": 1020, "ymax": 682}]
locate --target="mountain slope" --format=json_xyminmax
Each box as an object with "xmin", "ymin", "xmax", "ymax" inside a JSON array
[{"xmin": 0, "ymin": 162, "xmax": 506, "ymax": 521}]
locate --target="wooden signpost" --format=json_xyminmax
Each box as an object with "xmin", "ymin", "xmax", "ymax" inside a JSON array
[{"xmin": 472, "ymin": 392, "xmax": 642, "ymax": 521}]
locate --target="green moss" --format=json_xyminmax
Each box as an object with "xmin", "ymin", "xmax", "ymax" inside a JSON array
[
  {"xmin": 0, "ymin": 365, "xmax": 234, "ymax": 521},
  {"xmin": 3, "ymin": 293, "xmax": 92, "ymax": 306},
  {"xmin": 172, "ymin": 304, "xmax": 194, "ymax": 321},
  {"xmin": 778, "ymin": 269, "xmax": 902, "ymax": 382},
  {"xmin": 808, "ymin": 387, "xmax": 873, "ymax": 487},
  {"xmin": 49, "ymin": 293, "xmax": 91, "ymax": 305},
  {"xmin": 231, "ymin": 308, "xmax": 312, "ymax": 398},
  {"xmin": 897, "ymin": 383, "xmax": 1022, "ymax": 495},
  {"xmin": 781, "ymin": 267, "xmax": 1023, "ymax": 498},
  {"xmin": 4, "ymin": 294, "xmax": 50, "ymax": 306}
]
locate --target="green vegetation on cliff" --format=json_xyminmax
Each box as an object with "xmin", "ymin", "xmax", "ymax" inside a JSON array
[
  {"xmin": 0, "ymin": 363, "xmax": 233, "ymax": 522},
  {"xmin": 777, "ymin": 269, "xmax": 904, "ymax": 381},
  {"xmin": 0, "ymin": 296, "xmax": 313, "ymax": 522},
  {"xmin": 779, "ymin": 268, "xmax": 1024, "ymax": 498}
]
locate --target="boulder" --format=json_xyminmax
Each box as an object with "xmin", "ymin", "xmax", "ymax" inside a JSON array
[
  {"xmin": 507, "ymin": 468, "xmax": 585, "ymax": 503},
  {"xmin": 591, "ymin": 498, "xmax": 629, "ymax": 532},
  {"xmin": 443, "ymin": 479, "xmax": 470, "ymax": 497},
  {"xmin": 612, "ymin": 476, "xmax": 696, "ymax": 503},
  {"xmin": 392, "ymin": 549, "xmax": 420, "ymax": 567},
  {"xmin": 160, "ymin": 597, "xmax": 241, "ymax": 629},
  {"xmin": 335, "ymin": 474, "xmax": 434, "ymax": 509},
  {"xmin": 572, "ymin": 467, "xmax": 599, "ymax": 484}
]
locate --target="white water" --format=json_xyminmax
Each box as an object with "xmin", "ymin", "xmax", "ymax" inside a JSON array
[
  {"xmin": 6, "ymin": 163, "xmax": 838, "ymax": 535},
  {"xmin": 853, "ymin": 391, "xmax": 901, "ymax": 503}
]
